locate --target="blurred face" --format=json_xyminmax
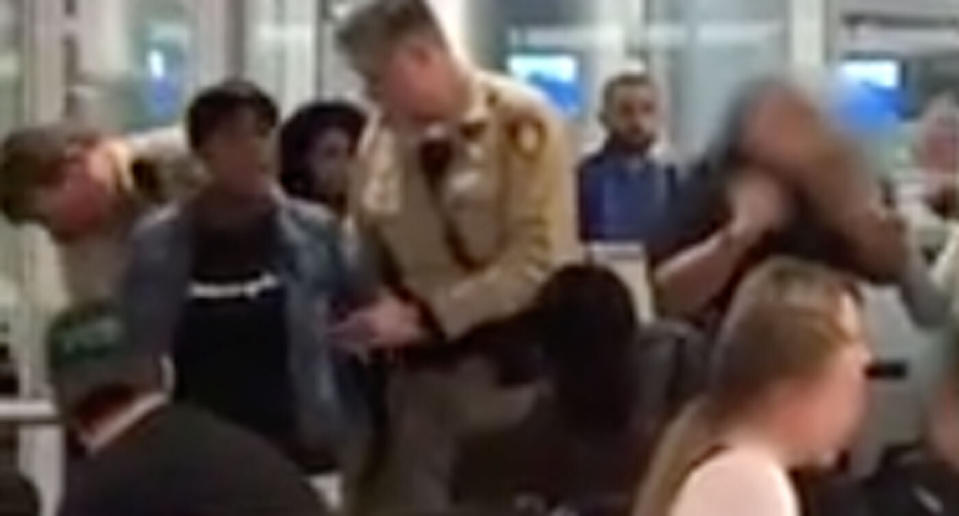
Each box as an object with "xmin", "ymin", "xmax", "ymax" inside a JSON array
[
  {"xmin": 307, "ymin": 128, "xmax": 354, "ymax": 207},
  {"xmin": 780, "ymin": 296, "xmax": 872, "ymax": 467},
  {"xmin": 361, "ymin": 35, "xmax": 459, "ymax": 124},
  {"xmin": 602, "ymin": 82, "xmax": 659, "ymax": 152},
  {"xmin": 29, "ymin": 143, "xmax": 118, "ymax": 242},
  {"xmin": 198, "ymin": 109, "xmax": 273, "ymax": 197},
  {"xmin": 742, "ymin": 86, "xmax": 837, "ymax": 177}
]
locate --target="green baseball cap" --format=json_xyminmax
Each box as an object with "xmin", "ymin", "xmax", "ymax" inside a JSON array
[{"xmin": 46, "ymin": 303, "xmax": 160, "ymax": 409}]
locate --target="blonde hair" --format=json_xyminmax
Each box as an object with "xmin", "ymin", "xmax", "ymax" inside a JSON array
[{"xmin": 634, "ymin": 258, "xmax": 861, "ymax": 516}]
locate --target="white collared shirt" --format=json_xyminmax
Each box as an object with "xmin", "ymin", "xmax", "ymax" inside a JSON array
[{"xmin": 85, "ymin": 393, "xmax": 167, "ymax": 453}]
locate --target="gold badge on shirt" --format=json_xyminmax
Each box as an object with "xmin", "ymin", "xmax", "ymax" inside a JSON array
[{"xmin": 508, "ymin": 116, "xmax": 546, "ymax": 160}]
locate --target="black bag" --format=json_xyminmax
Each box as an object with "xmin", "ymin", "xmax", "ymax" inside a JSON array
[
  {"xmin": 864, "ymin": 446, "xmax": 959, "ymax": 516},
  {"xmin": 794, "ymin": 470, "xmax": 872, "ymax": 516}
]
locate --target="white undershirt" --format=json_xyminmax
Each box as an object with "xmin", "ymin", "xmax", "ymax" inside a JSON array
[
  {"xmin": 85, "ymin": 393, "xmax": 167, "ymax": 453},
  {"xmin": 670, "ymin": 445, "xmax": 799, "ymax": 516}
]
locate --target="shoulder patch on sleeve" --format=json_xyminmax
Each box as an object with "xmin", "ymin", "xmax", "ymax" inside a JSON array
[{"xmin": 507, "ymin": 115, "xmax": 547, "ymax": 160}]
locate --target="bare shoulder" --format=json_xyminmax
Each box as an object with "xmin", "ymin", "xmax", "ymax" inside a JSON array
[{"xmin": 673, "ymin": 447, "xmax": 798, "ymax": 516}]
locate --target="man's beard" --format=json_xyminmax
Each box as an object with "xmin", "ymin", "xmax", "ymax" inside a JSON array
[{"xmin": 609, "ymin": 134, "xmax": 653, "ymax": 155}]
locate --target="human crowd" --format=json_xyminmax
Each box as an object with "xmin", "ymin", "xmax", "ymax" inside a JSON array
[{"xmin": 2, "ymin": 1, "xmax": 959, "ymax": 516}]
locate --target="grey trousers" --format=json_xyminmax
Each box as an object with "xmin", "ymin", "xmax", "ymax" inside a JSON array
[{"xmin": 353, "ymin": 357, "xmax": 540, "ymax": 516}]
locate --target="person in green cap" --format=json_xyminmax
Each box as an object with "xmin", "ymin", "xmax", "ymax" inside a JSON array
[{"xmin": 48, "ymin": 302, "xmax": 328, "ymax": 516}]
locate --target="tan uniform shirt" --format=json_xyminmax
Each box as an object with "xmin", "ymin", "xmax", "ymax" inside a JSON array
[
  {"xmin": 353, "ymin": 70, "xmax": 580, "ymax": 339},
  {"xmin": 61, "ymin": 127, "xmax": 202, "ymax": 303}
]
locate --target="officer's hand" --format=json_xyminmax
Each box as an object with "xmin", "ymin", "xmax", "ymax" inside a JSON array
[{"xmin": 332, "ymin": 295, "xmax": 425, "ymax": 353}]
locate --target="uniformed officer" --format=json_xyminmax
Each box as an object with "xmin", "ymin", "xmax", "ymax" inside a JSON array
[
  {"xmin": 334, "ymin": 0, "xmax": 579, "ymax": 513},
  {"xmin": 0, "ymin": 124, "xmax": 201, "ymax": 302}
]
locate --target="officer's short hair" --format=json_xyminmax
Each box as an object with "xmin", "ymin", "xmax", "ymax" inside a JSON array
[
  {"xmin": 602, "ymin": 72, "xmax": 654, "ymax": 108},
  {"xmin": 0, "ymin": 124, "xmax": 102, "ymax": 223},
  {"xmin": 336, "ymin": 0, "xmax": 447, "ymax": 74},
  {"xmin": 186, "ymin": 79, "xmax": 279, "ymax": 151}
]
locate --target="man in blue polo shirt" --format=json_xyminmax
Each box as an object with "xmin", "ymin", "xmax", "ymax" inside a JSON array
[{"xmin": 578, "ymin": 72, "xmax": 680, "ymax": 243}]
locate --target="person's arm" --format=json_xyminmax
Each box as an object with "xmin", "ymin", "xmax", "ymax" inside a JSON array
[
  {"xmin": 797, "ymin": 152, "xmax": 949, "ymax": 325},
  {"xmin": 653, "ymin": 172, "xmax": 791, "ymax": 319},
  {"xmin": 422, "ymin": 107, "xmax": 580, "ymax": 340},
  {"xmin": 654, "ymin": 224, "xmax": 762, "ymax": 318},
  {"xmin": 793, "ymin": 145, "xmax": 910, "ymax": 283},
  {"xmin": 924, "ymin": 225, "xmax": 959, "ymax": 323},
  {"xmin": 935, "ymin": 226, "xmax": 959, "ymax": 289}
]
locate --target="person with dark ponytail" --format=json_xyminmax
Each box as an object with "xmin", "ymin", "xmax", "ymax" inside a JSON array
[{"xmin": 634, "ymin": 258, "xmax": 872, "ymax": 516}]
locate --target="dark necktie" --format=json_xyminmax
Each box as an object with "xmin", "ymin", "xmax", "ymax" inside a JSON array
[
  {"xmin": 416, "ymin": 137, "xmax": 479, "ymax": 270},
  {"xmin": 418, "ymin": 137, "xmax": 455, "ymax": 193}
]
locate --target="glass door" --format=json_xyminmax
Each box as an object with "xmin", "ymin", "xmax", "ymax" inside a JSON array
[
  {"xmin": 68, "ymin": 0, "xmax": 199, "ymax": 131},
  {"xmin": 243, "ymin": 0, "xmax": 321, "ymax": 114},
  {"xmin": 0, "ymin": 0, "xmax": 28, "ymax": 377}
]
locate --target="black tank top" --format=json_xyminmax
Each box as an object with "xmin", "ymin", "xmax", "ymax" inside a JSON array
[{"xmin": 173, "ymin": 212, "xmax": 297, "ymax": 459}]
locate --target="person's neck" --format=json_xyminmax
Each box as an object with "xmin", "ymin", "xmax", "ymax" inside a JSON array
[
  {"xmin": 80, "ymin": 393, "xmax": 167, "ymax": 454},
  {"xmin": 196, "ymin": 180, "xmax": 276, "ymax": 229},
  {"xmin": 603, "ymin": 137, "xmax": 652, "ymax": 159},
  {"xmin": 724, "ymin": 415, "xmax": 804, "ymax": 469}
]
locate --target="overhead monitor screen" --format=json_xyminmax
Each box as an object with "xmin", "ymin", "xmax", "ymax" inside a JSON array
[
  {"xmin": 507, "ymin": 53, "xmax": 583, "ymax": 117},
  {"xmin": 835, "ymin": 58, "xmax": 904, "ymax": 124},
  {"xmin": 839, "ymin": 59, "xmax": 902, "ymax": 90}
]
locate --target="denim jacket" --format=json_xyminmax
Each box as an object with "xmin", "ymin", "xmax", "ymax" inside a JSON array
[{"xmin": 121, "ymin": 192, "xmax": 376, "ymax": 459}]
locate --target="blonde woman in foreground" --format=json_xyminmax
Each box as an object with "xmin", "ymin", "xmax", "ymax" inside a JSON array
[{"xmin": 634, "ymin": 258, "xmax": 872, "ymax": 516}]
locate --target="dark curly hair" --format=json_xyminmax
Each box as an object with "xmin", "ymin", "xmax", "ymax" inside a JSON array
[{"xmin": 278, "ymin": 101, "xmax": 366, "ymax": 202}]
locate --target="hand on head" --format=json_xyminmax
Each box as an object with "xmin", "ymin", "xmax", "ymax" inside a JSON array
[{"xmin": 727, "ymin": 171, "xmax": 793, "ymax": 244}]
